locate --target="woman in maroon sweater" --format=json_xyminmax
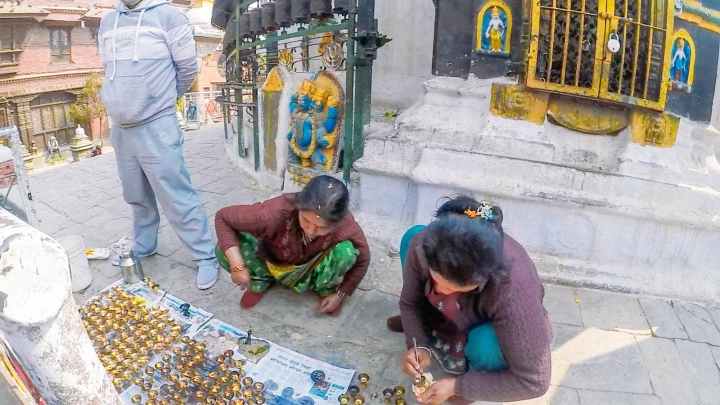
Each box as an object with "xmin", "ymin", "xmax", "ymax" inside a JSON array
[
  {"xmin": 214, "ymin": 175, "xmax": 370, "ymax": 316},
  {"xmin": 386, "ymin": 196, "xmax": 552, "ymax": 404}
]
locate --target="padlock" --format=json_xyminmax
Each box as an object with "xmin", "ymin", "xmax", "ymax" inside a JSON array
[{"xmin": 607, "ymin": 33, "xmax": 621, "ymax": 53}]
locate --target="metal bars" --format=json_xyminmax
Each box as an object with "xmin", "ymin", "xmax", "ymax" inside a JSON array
[{"xmin": 527, "ymin": 0, "xmax": 673, "ymax": 110}]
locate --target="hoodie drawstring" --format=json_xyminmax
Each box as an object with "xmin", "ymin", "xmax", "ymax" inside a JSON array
[
  {"xmin": 110, "ymin": 11, "xmax": 120, "ymax": 81},
  {"xmin": 132, "ymin": 8, "xmax": 145, "ymax": 62},
  {"xmin": 109, "ymin": 7, "xmax": 145, "ymax": 80}
]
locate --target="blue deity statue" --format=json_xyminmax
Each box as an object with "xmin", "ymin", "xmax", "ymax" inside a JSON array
[
  {"xmin": 287, "ymin": 79, "xmax": 339, "ymax": 168},
  {"xmin": 670, "ymin": 36, "xmax": 691, "ymax": 84}
]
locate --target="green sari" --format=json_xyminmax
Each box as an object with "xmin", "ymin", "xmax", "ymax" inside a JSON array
[{"xmin": 215, "ymin": 232, "xmax": 359, "ymax": 296}]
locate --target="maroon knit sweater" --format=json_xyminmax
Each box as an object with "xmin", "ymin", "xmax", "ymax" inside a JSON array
[
  {"xmin": 399, "ymin": 230, "xmax": 552, "ymax": 402},
  {"xmin": 215, "ymin": 194, "xmax": 370, "ymax": 296}
]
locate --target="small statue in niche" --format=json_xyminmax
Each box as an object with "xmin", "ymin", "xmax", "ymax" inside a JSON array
[
  {"xmin": 287, "ymin": 78, "xmax": 339, "ymax": 168},
  {"xmin": 477, "ymin": 2, "xmax": 511, "ymax": 54},
  {"xmin": 670, "ymin": 36, "xmax": 691, "ymax": 83},
  {"xmin": 485, "ymin": 7, "xmax": 506, "ymax": 52}
]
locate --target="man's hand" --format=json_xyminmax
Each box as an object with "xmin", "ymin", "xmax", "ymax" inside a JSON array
[
  {"xmin": 401, "ymin": 348, "xmax": 432, "ymax": 376},
  {"xmin": 316, "ymin": 294, "xmax": 342, "ymax": 313},
  {"xmin": 417, "ymin": 378, "xmax": 456, "ymax": 405}
]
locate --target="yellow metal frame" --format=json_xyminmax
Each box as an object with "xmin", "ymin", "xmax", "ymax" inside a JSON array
[
  {"xmin": 670, "ymin": 28, "xmax": 696, "ymax": 85},
  {"xmin": 527, "ymin": 0, "xmax": 673, "ymax": 111},
  {"xmin": 476, "ymin": 0, "xmax": 513, "ymax": 53},
  {"xmin": 526, "ymin": 0, "xmax": 604, "ymax": 97},
  {"xmin": 598, "ymin": 0, "xmax": 673, "ymax": 110}
]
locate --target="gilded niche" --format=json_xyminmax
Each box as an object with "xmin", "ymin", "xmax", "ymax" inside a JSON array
[
  {"xmin": 669, "ymin": 29, "xmax": 695, "ymax": 93},
  {"xmin": 476, "ymin": 0, "xmax": 513, "ymax": 54}
]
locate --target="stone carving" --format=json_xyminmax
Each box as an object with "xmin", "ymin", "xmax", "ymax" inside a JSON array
[
  {"xmin": 477, "ymin": 0, "xmax": 512, "ymax": 54},
  {"xmin": 286, "ymin": 71, "xmax": 345, "ymax": 185},
  {"xmin": 630, "ymin": 110, "xmax": 680, "ymax": 148},
  {"xmin": 489, "ymin": 83, "xmax": 548, "ymax": 125}
]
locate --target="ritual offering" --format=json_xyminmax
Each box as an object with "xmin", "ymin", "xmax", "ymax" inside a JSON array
[
  {"xmin": 357, "ymin": 373, "xmax": 370, "ymax": 389},
  {"xmin": 411, "ymin": 373, "xmax": 435, "ymax": 397},
  {"xmin": 80, "ymin": 280, "xmax": 357, "ymax": 405},
  {"xmin": 383, "ymin": 388, "xmax": 394, "ymax": 403}
]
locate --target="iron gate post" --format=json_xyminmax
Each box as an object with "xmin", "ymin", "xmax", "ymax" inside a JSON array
[{"xmin": 343, "ymin": 5, "xmax": 358, "ymax": 183}]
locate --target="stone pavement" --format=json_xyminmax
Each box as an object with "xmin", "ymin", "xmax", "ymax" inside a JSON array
[{"xmin": 26, "ymin": 123, "xmax": 720, "ymax": 405}]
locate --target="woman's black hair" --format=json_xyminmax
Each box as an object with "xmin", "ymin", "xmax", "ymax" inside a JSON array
[
  {"xmin": 294, "ymin": 175, "xmax": 349, "ymax": 223},
  {"xmin": 435, "ymin": 195, "xmax": 504, "ymax": 235},
  {"xmin": 422, "ymin": 195, "xmax": 508, "ymax": 286}
]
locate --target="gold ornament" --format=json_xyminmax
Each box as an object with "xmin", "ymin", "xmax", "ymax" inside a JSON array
[{"xmin": 358, "ymin": 373, "xmax": 370, "ymax": 389}]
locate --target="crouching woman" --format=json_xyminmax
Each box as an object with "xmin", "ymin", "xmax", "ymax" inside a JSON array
[
  {"xmin": 388, "ymin": 196, "xmax": 552, "ymax": 404},
  {"xmin": 214, "ymin": 175, "xmax": 370, "ymax": 316}
]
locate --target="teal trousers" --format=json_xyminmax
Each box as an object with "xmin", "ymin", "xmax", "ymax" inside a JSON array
[{"xmin": 400, "ymin": 225, "xmax": 507, "ymax": 372}]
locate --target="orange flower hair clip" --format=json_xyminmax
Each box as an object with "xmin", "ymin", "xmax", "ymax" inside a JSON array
[{"xmin": 464, "ymin": 201, "xmax": 495, "ymax": 221}]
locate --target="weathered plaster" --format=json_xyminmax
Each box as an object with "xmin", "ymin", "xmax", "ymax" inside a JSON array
[
  {"xmin": 352, "ymin": 76, "xmax": 720, "ymax": 304},
  {"xmin": 0, "ymin": 209, "xmax": 121, "ymax": 405}
]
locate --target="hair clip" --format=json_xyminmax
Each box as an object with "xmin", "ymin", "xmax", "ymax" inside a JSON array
[
  {"xmin": 465, "ymin": 202, "xmax": 494, "ymax": 221},
  {"xmin": 328, "ymin": 183, "xmax": 334, "ymax": 189}
]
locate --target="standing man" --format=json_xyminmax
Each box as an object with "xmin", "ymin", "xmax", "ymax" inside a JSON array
[{"xmin": 98, "ymin": 0, "xmax": 219, "ymax": 289}]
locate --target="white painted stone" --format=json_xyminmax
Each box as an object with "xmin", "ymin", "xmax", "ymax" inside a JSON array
[
  {"xmin": 576, "ymin": 391, "xmax": 663, "ymax": 405},
  {"xmin": 577, "ymin": 289, "xmax": 650, "ymax": 334},
  {"xmin": 673, "ymin": 302, "xmax": 720, "ymax": 346},
  {"xmin": 639, "ymin": 298, "xmax": 689, "ymax": 339},
  {"xmin": 675, "ymin": 339, "xmax": 720, "ymax": 404},
  {"xmin": 372, "ymin": 0, "xmax": 435, "ymax": 109},
  {"xmin": 350, "ymin": 76, "xmax": 720, "ymax": 304},
  {"xmin": 550, "ymin": 327, "xmax": 653, "ymax": 394},
  {"xmin": 512, "ymin": 386, "xmax": 579, "ymax": 405},
  {"xmin": 0, "ymin": 209, "xmax": 121, "ymax": 405},
  {"xmin": 636, "ymin": 336, "xmax": 699, "ymax": 405},
  {"xmin": 542, "ymin": 285, "xmax": 582, "ymax": 327}
]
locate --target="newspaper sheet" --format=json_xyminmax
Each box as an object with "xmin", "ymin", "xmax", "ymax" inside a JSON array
[
  {"xmin": 86, "ymin": 280, "xmax": 357, "ymax": 405},
  {"xmin": 191, "ymin": 320, "xmax": 356, "ymax": 405}
]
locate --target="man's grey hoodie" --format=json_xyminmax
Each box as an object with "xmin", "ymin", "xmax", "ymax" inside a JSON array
[{"xmin": 98, "ymin": 0, "xmax": 198, "ymax": 128}]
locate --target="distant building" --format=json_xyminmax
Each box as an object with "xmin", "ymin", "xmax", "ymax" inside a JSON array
[
  {"xmin": 0, "ymin": 0, "xmax": 116, "ymax": 152},
  {"xmin": 185, "ymin": 0, "xmax": 224, "ymax": 93}
]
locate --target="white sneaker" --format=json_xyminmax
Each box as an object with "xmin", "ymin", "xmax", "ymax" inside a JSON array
[{"xmin": 196, "ymin": 263, "xmax": 219, "ymax": 290}]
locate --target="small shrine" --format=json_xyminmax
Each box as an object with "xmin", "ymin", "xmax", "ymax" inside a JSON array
[
  {"xmin": 349, "ymin": 0, "xmax": 720, "ymax": 303},
  {"xmin": 70, "ymin": 124, "xmax": 95, "ymax": 162}
]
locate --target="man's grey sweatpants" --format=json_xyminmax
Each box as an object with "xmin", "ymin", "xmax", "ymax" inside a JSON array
[{"xmin": 110, "ymin": 114, "xmax": 216, "ymax": 268}]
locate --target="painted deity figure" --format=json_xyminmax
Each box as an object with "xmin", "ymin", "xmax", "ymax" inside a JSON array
[
  {"xmin": 287, "ymin": 78, "xmax": 339, "ymax": 168},
  {"xmin": 485, "ymin": 7, "xmax": 506, "ymax": 52},
  {"xmin": 670, "ymin": 37, "xmax": 690, "ymax": 83}
]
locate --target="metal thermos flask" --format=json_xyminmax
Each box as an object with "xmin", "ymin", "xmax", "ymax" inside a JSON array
[{"xmin": 120, "ymin": 250, "xmax": 145, "ymax": 284}]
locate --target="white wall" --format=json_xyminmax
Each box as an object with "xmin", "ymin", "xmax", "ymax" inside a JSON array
[{"xmin": 371, "ymin": 0, "xmax": 436, "ymax": 110}]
